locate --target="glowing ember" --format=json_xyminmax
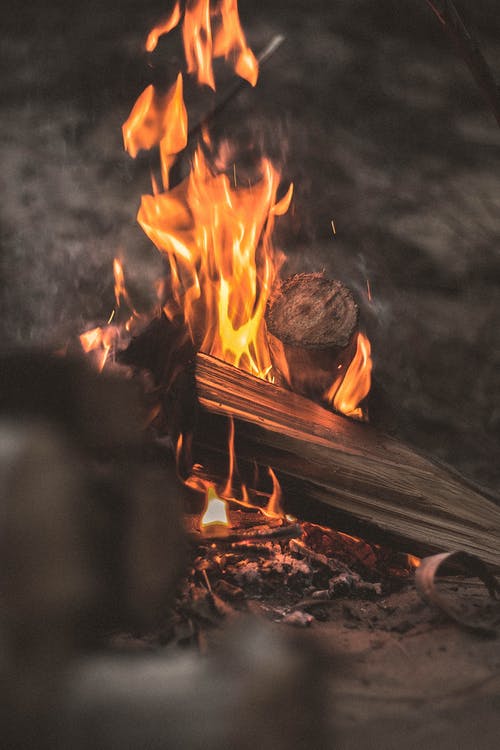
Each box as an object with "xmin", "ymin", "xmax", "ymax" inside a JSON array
[{"xmin": 201, "ymin": 485, "xmax": 230, "ymax": 529}]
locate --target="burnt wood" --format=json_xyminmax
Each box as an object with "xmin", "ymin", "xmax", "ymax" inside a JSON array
[
  {"xmin": 178, "ymin": 353, "xmax": 500, "ymax": 569},
  {"xmin": 265, "ymin": 273, "xmax": 359, "ymax": 401}
]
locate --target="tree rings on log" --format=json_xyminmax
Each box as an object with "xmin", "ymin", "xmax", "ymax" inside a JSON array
[{"xmin": 265, "ymin": 273, "xmax": 359, "ymax": 402}]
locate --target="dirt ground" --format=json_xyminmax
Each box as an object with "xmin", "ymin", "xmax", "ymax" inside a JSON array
[{"xmin": 1, "ymin": 1, "xmax": 499, "ymax": 747}]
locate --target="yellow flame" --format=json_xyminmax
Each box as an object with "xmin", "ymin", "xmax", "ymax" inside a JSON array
[
  {"xmin": 138, "ymin": 147, "xmax": 290, "ymax": 378},
  {"xmin": 201, "ymin": 485, "xmax": 230, "ymax": 529}
]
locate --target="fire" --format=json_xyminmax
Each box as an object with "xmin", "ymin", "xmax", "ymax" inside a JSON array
[
  {"xmin": 326, "ymin": 332, "xmax": 372, "ymax": 421},
  {"xmin": 122, "ymin": 0, "xmax": 289, "ymax": 377},
  {"xmin": 122, "ymin": 73, "xmax": 188, "ymax": 177},
  {"xmin": 145, "ymin": 1, "xmax": 182, "ymax": 53},
  {"xmin": 265, "ymin": 467, "xmax": 283, "ymax": 517},
  {"xmin": 79, "ymin": 256, "xmax": 140, "ymax": 370},
  {"xmin": 121, "ymin": 1, "xmax": 370, "ymax": 408},
  {"xmin": 79, "ymin": 325, "xmax": 120, "ymax": 372},
  {"xmin": 139, "ymin": 147, "xmax": 291, "ymax": 377},
  {"xmin": 145, "ymin": 0, "xmax": 258, "ymax": 89},
  {"xmin": 80, "ymin": 0, "xmax": 374, "ymax": 532},
  {"xmin": 200, "ymin": 485, "xmax": 230, "ymax": 530}
]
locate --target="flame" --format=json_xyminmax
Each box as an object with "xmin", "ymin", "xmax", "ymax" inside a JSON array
[
  {"xmin": 265, "ymin": 466, "xmax": 282, "ymax": 517},
  {"xmin": 408, "ymin": 554, "xmax": 421, "ymax": 569},
  {"xmin": 113, "ymin": 257, "xmax": 138, "ymax": 317},
  {"xmin": 145, "ymin": 1, "xmax": 182, "ymax": 53},
  {"xmin": 325, "ymin": 332, "xmax": 372, "ymax": 421},
  {"xmin": 122, "ymin": 74, "xmax": 187, "ymax": 166},
  {"xmin": 79, "ymin": 325, "xmax": 120, "ymax": 372},
  {"xmin": 144, "ymin": 0, "xmax": 258, "ymax": 89},
  {"xmin": 201, "ymin": 485, "xmax": 230, "ymax": 529},
  {"xmin": 123, "ymin": 3, "xmax": 285, "ymax": 374},
  {"xmin": 138, "ymin": 146, "xmax": 291, "ymax": 377},
  {"xmin": 80, "ymin": 1, "xmax": 375, "ymax": 540},
  {"xmin": 212, "ymin": 0, "xmax": 258, "ymax": 86},
  {"xmin": 79, "ymin": 256, "xmax": 142, "ymax": 370}
]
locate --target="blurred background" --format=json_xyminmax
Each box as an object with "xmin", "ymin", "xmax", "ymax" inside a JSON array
[{"xmin": 1, "ymin": 0, "xmax": 499, "ymax": 488}]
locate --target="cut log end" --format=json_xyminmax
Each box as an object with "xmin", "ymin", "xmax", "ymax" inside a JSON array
[
  {"xmin": 265, "ymin": 273, "xmax": 359, "ymax": 402},
  {"xmin": 266, "ymin": 273, "xmax": 359, "ymax": 349}
]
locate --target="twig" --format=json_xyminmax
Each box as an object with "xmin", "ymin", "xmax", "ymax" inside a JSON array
[{"xmin": 425, "ymin": 0, "xmax": 500, "ymax": 127}]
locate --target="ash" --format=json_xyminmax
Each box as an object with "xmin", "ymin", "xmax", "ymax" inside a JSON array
[{"xmin": 166, "ymin": 515, "xmax": 413, "ymax": 646}]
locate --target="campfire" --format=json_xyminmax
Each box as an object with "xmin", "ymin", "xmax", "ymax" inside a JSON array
[
  {"xmin": 3, "ymin": 2, "xmax": 500, "ymax": 748},
  {"xmin": 79, "ymin": 0, "xmax": 373, "ymax": 523},
  {"xmin": 75, "ymin": 0, "xmax": 499, "ymax": 623}
]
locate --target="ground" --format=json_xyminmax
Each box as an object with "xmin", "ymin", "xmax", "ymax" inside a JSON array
[{"xmin": 1, "ymin": 1, "xmax": 499, "ymax": 747}]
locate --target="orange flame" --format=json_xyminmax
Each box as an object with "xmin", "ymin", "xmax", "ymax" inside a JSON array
[
  {"xmin": 212, "ymin": 0, "xmax": 259, "ymax": 86},
  {"xmin": 147, "ymin": 0, "xmax": 259, "ymax": 89},
  {"xmin": 138, "ymin": 146, "xmax": 291, "ymax": 377},
  {"xmin": 122, "ymin": 73, "xmax": 187, "ymax": 163},
  {"xmin": 325, "ymin": 332, "xmax": 372, "ymax": 421},
  {"xmin": 113, "ymin": 257, "xmax": 139, "ymax": 317},
  {"xmin": 183, "ymin": 0, "xmax": 216, "ymax": 89},
  {"xmin": 79, "ymin": 325, "xmax": 120, "ymax": 372},
  {"xmin": 145, "ymin": 1, "xmax": 182, "ymax": 53},
  {"xmin": 265, "ymin": 467, "xmax": 283, "ymax": 517}
]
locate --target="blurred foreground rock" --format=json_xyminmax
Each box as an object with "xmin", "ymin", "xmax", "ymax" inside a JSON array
[{"xmin": 0, "ymin": 351, "xmax": 329, "ymax": 749}]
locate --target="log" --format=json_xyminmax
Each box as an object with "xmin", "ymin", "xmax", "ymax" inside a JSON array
[
  {"xmin": 174, "ymin": 353, "xmax": 500, "ymax": 569},
  {"xmin": 265, "ymin": 273, "xmax": 359, "ymax": 401}
]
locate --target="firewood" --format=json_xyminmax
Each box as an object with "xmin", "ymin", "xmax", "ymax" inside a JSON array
[
  {"xmin": 173, "ymin": 353, "xmax": 500, "ymax": 569},
  {"xmin": 265, "ymin": 273, "xmax": 359, "ymax": 401}
]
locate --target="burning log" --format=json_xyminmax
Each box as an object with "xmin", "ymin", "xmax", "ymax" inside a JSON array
[
  {"xmin": 172, "ymin": 353, "xmax": 500, "ymax": 569},
  {"xmin": 265, "ymin": 273, "xmax": 359, "ymax": 403}
]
